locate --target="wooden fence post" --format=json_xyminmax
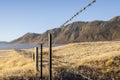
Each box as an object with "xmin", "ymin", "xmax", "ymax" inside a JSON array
[
  {"xmin": 40, "ymin": 44, "xmax": 43, "ymax": 80},
  {"xmin": 48, "ymin": 33, "xmax": 52, "ymax": 80},
  {"xmin": 35, "ymin": 47, "xmax": 39, "ymax": 72}
]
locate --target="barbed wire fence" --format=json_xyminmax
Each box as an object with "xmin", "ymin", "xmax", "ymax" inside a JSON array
[
  {"xmin": 54, "ymin": 0, "xmax": 96, "ymax": 80},
  {"xmin": 34, "ymin": 0, "xmax": 96, "ymax": 80},
  {"xmin": 61, "ymin": 0, "xmax": 96, "ymax": 27}
]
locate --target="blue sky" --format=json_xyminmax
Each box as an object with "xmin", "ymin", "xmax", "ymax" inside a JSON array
[{"xmin": 0, "ymin": 0, "xmax": 120, "ymax": 42}]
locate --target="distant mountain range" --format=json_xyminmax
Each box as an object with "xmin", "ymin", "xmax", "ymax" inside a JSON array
[{"xmin": 11, "ymin": 16, "xmax": 120, "ymax": 44}]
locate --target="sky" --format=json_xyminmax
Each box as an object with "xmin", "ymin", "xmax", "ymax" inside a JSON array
[{"xmin": 0, "ymin": 0, "xmax": 120, "ymax": 42}]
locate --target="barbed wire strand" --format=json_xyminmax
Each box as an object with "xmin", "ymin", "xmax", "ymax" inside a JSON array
[
  {"xmin": 59, "ymin": 0, "xmax": 96, "ymax": 80},
  {"xmin": 61, "ymin": 0, "xmax": 96, "ymax": 27}
]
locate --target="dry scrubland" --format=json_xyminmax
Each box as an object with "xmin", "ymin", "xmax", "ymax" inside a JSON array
[{"xmin": 0, "ymin": 41, "xmax": 120, "ymax": 80}]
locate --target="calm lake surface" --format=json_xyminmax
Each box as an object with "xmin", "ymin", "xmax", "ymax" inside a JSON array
[{"xmin": 0, "ymin": 43, "xmax": 64, "ymax": 50}]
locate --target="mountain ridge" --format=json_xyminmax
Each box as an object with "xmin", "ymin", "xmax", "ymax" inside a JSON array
[{"xmin": 11, "ymin": 16, "xmax": 120, "ymax": 44}]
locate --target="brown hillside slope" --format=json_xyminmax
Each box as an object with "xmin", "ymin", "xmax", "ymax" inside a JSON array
[{"xmin": 11, "ymin": 16, "xmax": 120, "ymax": 44}]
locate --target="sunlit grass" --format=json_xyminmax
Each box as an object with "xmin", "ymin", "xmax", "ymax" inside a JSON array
[
  {"xmin": 0, "ymin": 41, "xmax": 120, "ymax": 79},
  {"xmin": 0, "ymin": 50, "xmax": 35, "ymax": 79}
]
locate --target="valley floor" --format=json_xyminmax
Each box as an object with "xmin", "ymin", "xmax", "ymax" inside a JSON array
[{"xmin": 0, "ymin": 41, "xmax": 120, "ymax": 80}]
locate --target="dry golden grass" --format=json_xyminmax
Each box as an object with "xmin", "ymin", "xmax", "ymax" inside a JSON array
[
  {"xmin": 52, "ymin": 41, "xmax": 120, "ymax": 67},
  {"xmin": 0, "ymin": 41, "xmax": 120, "ymax": 79},
  {"xmin": 0, "ymin": 50, "xmax": 35, "ymax": 79},
  {"xmin": 52, "ymin": 41, "xmax": 120, "ymax": 79}
]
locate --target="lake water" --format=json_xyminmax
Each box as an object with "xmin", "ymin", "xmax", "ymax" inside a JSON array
[
  {"xmin": 0, "ymin": 43, "xmax": 39, "ymax": 50},
  {"xmin": 0, "ymin": 43, "xmax": 64, "ymax": 50}
]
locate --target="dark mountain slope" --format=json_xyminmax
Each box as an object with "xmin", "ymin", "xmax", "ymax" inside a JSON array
[{"xmin": 11, "ymin": 16, "xmax": 120, "ymax": 44}]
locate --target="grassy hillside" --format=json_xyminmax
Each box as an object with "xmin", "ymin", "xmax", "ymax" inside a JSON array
[
  {"xmin": 0, "ymin": 41, "xmax": 120, "ymax": 80},
  {"xmin": 52, "ymin": 41, "xmax": 120, "ymax": 80}
]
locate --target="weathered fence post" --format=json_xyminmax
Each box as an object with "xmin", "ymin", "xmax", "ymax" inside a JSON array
[
  {"xmin": 48, "ymin": 33, "xmax": 52, "ymax": 80},
  {"xmin": 35, "ymin": 47, "xmax": 39, "ymax": 72},
  {"xmin": 40, "ymin": 44, "xmax": 43, "ymax": 80}
]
